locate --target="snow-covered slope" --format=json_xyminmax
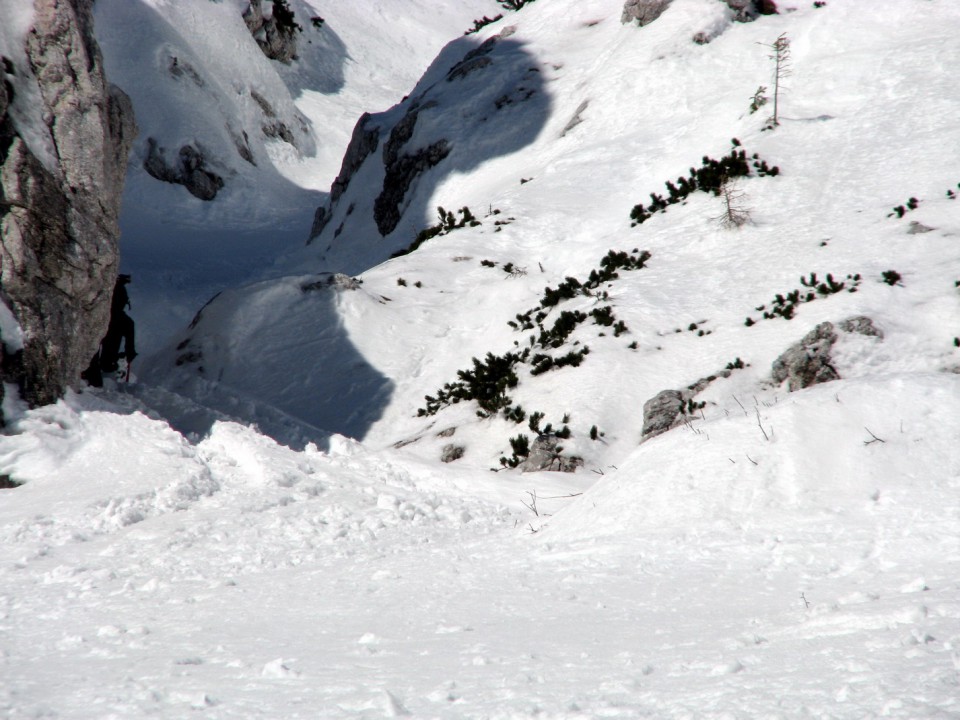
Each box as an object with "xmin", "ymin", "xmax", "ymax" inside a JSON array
[
  {"xmin": 2, "ymin": 0, "xmax": 959, "ymax": 716},
  {"xmin": 148, "ymin": 0, "xmax": 960, "ymax": 470}
]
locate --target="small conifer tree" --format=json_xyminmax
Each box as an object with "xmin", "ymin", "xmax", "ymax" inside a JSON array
[{"xmin": 758, "ymin": 33, "xmax": 791, "ymax": 127}]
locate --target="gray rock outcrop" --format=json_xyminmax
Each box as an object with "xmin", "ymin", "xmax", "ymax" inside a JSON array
[
  {"xmin": 373, "ymin": 100, "xmax": 451, "ymax": 237},
  {"xmin": 441, "ymin": 444, "xmax": 465, "ymax": 463},
  {"xmin": 771, "ymin": 317, "xmax": 882, "ymax": 392},
  {"xmin": 1, "ymin": 0, "xmax": 137, "ymax": 419},
  {"xmin": 771, "ymin": 322, "xmax": 839, "ymax": 392},
  {"xmin": 641, "ymin": 370, "xmax": 734, "ymax": 440},
  {"xmin": 331, "ymin": 114, "xmax": 379, "ymax": 204},
  {"xmin": 621, "ymin": 0, "xmax": 673, "ymax": 26},
  {"xmin": 721, "ymin": 0, "xmax": 778, "ymax": 22},
  {"xmin": 520, "ymin": 434, "xmax": 583, "ymax": 473},
  {"xmin": 243, "ymin": 0, "xmax": 299, "ymax": 65},
  {"xmin": 144, "ymin": 138, "xmax": 223, "ymax": 201},
  {"xmin": 641, "ymin": 389, "xmax": 685, "ymax": 438}
]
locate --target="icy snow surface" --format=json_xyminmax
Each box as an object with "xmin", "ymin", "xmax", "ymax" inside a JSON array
[{"xmin": 3, "ymin": 0, "xmax": 960, "ymax": 716}]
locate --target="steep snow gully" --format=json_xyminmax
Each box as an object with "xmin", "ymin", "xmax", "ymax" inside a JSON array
[{"xmin": 3, "ymin": 0, "xmax": 960, "ymax": 717}]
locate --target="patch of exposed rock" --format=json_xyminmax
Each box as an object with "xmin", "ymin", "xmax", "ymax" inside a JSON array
[
  {"xmin": 309, "ymin": 112, "xmax": 380, "ymax": 242},
  {"xmin": 441, "ymin": 444, "xmax": 465, "ymax": 463},
  {"xmin": 243, "ymin": 0, "xmax": 299, "ymax": 64},
  {"xmin": 520, "ymin": 434, "xmax": 583, "ymax": 473},
  {"xmin": 300, "ymin": 273, "xmax": 361, "ymax": 293},
  {"xmin": 144, "ymin": 138, "xmax": 224, "ymax": 201},
  {"xmin": 721, "ymin": 0, "xmax": 778, "ymax": 22},
  {"xmin": 621, "ymin": 0, "xmax": 673, "ymax": 26},
  {"xmin": 0, "ymin": 0, "xmax": 136, "ymax": 419},
  {"xmin": 771, "ymin": 316, "xmax": 882, "ymax": 392},
  {"xmin": 641, "ymin": 369, "xmax": 737, "ymax": 440},
  {"xmin": 373, "ymin": 138, "xmax": 451, "ymax": 237},
  {"xmin": 371, "ymin": 99, "xmax": 451, "ymax": 236},
  {"xmin": 446, "ymin": 37, "xmax": 497, "ymax": 81}
]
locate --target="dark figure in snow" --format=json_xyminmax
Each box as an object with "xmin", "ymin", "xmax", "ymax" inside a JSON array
[{"xmin": 99, "ymin": 274, "xmax": 136, "ymax": 374}]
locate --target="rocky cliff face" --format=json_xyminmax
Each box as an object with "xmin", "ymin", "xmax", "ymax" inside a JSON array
[{"xmin": 0, "ymin": 0, "xmax": 136, "ymax": 419}]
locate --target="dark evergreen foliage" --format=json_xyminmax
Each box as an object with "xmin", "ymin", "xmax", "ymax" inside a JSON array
[
  {"xmin": 465, "ymin": 14, "xmax": 503, "ymax": 35},
  {"xmin": 745, "ymin": 272, "xmax": 862, "ymax": 326},
  {"xmin": 497, "ymin": 0, "xmax": 536, "ymax": 10},
  {"xmin": 272, "ymin": 0, "xmax": 302, "ymax": 33},
  {"xmin": 630, "ymin": 141, "xmax": 771, "ymax": 227},
  {"xmin": 392, "ymin": 206, "xmax": 483, "ymax": 258},
  {"xmin": 881, "ymin": 270, "xmax": 902, "ymax": 286}
]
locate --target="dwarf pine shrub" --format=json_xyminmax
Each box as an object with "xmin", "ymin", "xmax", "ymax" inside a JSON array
[{"xmin": 630, "ymin": 140, "xmax": 769, "ymax": 226}]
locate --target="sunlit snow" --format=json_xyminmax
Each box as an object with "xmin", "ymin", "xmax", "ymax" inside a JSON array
[{"xmin": 1, "ymin": 0, "xmax": 959, "ymax": 717}]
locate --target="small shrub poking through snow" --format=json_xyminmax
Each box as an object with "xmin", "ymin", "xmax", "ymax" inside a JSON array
[
  {"xmin": 465, "ymin": 15, "xmax": 503, "ymax": 35},
  {"xmin": 630, "ymin": 140, "xmax": 776, "ymax": 226},
  {"xmin": 888, "ymin": 197, "xmax": 919, "ymax": 219},
  {"xmin": 392, "ymin": 206, "xmax": 482, "ymax": 258},
  {"xmin": 881, "ymin": 270, "xmax": 902, "ymax": 286},
  {"xmin": 745, "ymin": 272, "xmax": 862, "ymax": 326}
]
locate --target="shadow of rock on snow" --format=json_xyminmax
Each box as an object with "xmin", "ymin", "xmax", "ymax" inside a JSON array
[
  {"xmin": 307, "ymin": 32, "xmax": 552, "ymax": 273},
  {"xmin": 138, "ymin": 274, "xmax": 393, "ymax": 451}
]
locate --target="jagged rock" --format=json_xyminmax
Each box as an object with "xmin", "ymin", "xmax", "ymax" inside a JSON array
[
  {"xmin": 332, "ymin": 113, "xmax": 379, "ymax": 204},
  {"xmin": 641, "ymin": 369, "xmax": 735, "ymax": 440},
  {"xmin": 560, "ymin": 100, "xmax": 589, "ymax": 137},
  {"xmin": 446, "ymin": 38, "xmax": 497, "ymax": 82},
  {"xmin": 771, "ymin": 316, "xmax": 883, "ymax": 392},
  {"xmin": 232, "ymin": 130, "xmax": 255, "ymax": 165},
  {"xmin": 641, "ymin": 389, "xmax": 684, "ymax": 438},
  {"xmin": 520, "ymin": 434, "xmax": 583, "ymax": 473},
  {"xmin": 374, "ymin": 138, "xmax": 451, "ymax": 237},
  {"xmin": 721, "ymin": 0, "xmax": 778, "ymax": 22},
  {"xmin": 621, "ymin": 0, "xmax": 673, "ymax": 26},
  {"xmin": 243, "ymin": 0, "xmax": 299, "ymax": 65},
  {"xmin": 262, "ymin": 121, "xmax": 295, "ymax": 146},
  {"xmin": 308, "ymin": 113, "xmax": 380, "ymax": 242},
  {"xmin": 839, "ymin": 316, "xmax": 883, "ymax": 339},
  {"xmin": 0, "ymin": 0, "xmax": 137, "ymax": 418},
  {"xmin": 144, "ymin": 139, "xmax": 224, "ymax": 201},
  {"xmin": 771, "ymin": 322, "xmax": 839, "ymax": 391},
  {"xmin": 907, "ymin": 220, "xmax": 934, "ymax": 235},
  {"xmin": 309, "ymin": 206, "xmax": 328, "ymax": 240},
  {"xmin": 300, "ymin": 273, "xmax": 361, "ymax": 293},
  {"xmin": 441, "ymin": 444, "xmax": 465, "ymax": 463},
  {"xmin": 373, "ymin": 101, "xmax": 454, "ymax": 238}
]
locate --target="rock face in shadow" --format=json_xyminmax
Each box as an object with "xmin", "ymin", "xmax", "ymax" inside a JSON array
[
  {"xmin": 144, "ymin": 138, "xmax": 223, "ymax": 201},
  {"xmin": 0, "ymin": 0, "xmax": 136, "ymax": 419}
]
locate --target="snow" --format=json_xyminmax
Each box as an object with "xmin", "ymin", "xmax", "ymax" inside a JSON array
[{"xmin": 3, "ymin": 0, "xmax": 960, "ymax": 716}]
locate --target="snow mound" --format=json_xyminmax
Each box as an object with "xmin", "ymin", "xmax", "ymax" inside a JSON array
[{"xmin": 547, "ymin": 374, "xmax": 960, "ymax": 540}]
